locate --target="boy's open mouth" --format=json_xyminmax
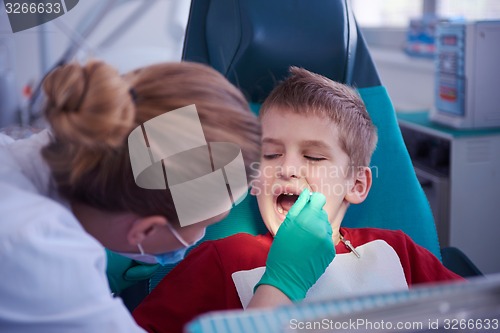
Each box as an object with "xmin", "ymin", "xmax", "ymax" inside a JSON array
[{"xmin": 276, "ymin": 192, "xmax": 300, "ymax": 215}]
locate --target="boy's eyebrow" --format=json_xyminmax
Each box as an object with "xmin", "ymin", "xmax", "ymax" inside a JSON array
[
  {"xmin": 262, "ymin": 138, "xmax": 333, "ymax": 150},
  {"xmin": 300, "ymin": 140, "xmax": 332, "ymax": 150},
  {"xmin": 262, "ymin": 137, "xmax": 283, "ymax": 145}
]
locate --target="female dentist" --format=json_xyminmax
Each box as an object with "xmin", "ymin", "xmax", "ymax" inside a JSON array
[{"xmin": 0, "ymin": 60, "xmax": 334, "ymax": 332}]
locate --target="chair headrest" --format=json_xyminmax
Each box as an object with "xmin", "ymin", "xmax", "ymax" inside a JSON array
[{"xmin": 184, "ymin": 0, "xmax": 358, "ymax": 102}]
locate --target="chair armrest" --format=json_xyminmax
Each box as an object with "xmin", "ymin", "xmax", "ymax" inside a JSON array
[{"xmin": 441, "ymin": 246, "xmax": 483, "ymax": 278}]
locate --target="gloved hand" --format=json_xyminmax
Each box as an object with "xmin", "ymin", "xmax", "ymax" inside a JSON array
[
  {"xmin": 106, "ymin": 249, "xmax": 160, "ymax": 295},
  {"xmin": 255, "ymin": 189, "xmax": 335, "ymax": 301}
]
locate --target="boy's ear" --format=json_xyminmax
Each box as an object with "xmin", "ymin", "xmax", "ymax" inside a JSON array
[
  {"xmin": 126, "ymin": 216, "xmax": 168, "ymax": 246},
  {"xmin": 345, "ymin": 167, "xmax": 372, "ymax": 204}
]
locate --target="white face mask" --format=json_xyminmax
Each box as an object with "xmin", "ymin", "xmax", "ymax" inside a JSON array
[{"xmin": 115, "ymin": 224, "xmax": 206, "ymax": 266}]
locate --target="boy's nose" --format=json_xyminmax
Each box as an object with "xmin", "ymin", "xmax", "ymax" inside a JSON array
[
  {"xmin": 277, "ymin": 156, "xmax": 303, "ymax": 179},
  {"xmin": 278, "ymin": 166, "xmax": 299, "ymax": 179}
]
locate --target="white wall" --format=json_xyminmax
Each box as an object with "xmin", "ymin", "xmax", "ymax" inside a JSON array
[
  {"xmin": 4, "ymin": 7, "xmax": 437, "ymax": 128},
  {"xmin": 1, "ymin": 0, "xmax": 191, "ymax": 127},
  {"xmin": 371, "ymin": 47, "xmax": 435, "ymax": 112},
  {"xmin": 363, "ymin": 28, "xmax": 436, "ymax": 113}
]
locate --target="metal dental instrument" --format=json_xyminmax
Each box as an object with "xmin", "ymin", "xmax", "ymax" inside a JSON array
[{"xmin": 339, "ymin": 232, "xmax": 361, "ymax": 258}]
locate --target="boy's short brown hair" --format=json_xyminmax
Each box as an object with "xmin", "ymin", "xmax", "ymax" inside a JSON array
[{"xmin": 260, "ymin": 67, "xmax": 377, "ymax": 167}]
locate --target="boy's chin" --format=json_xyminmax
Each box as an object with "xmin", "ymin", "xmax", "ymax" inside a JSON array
[
  {"xmin": 262, "ymin": 218, "xmax": 280, "ymax": 236},
  {"xmin": 268, "ymin": 219, "xmax": 283, "ymax": 237}
]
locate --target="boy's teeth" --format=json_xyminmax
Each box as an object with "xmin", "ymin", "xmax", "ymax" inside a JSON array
[{"xmin": 277, "ymin": 206, "xmax": 284, "ymax": 214}]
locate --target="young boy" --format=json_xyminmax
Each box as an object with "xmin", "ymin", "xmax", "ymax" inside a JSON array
[{"xmin": 132, "ymin": 67, "xmax": 462, "ymax": 333}]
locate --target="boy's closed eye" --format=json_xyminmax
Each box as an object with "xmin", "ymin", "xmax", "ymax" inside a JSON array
[
  {"xmin": 262, "ymin": 154, "xmax": 328, "ymax": 161},
  {"xmin": 304, "ymin": 155, "xmax": 327, "ymax": 162},
  {"xmin": 262, "ymin": 153, "xmax": 283, "ymax": 160}
]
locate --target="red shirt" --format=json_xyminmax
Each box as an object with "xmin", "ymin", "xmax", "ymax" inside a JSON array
[{"xmin": 133, "ymin": 227, "xmax": 462, "ymax": 333}]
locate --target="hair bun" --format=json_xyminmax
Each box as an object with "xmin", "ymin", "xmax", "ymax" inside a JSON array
[{"xmin": 43, "ymin": 60, "xmax": 135, "ymax": 149}]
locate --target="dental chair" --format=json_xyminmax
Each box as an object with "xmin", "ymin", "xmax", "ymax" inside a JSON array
[{"xmin": 117, "ymin": 0, "xmax": 481, "ymax": 310}]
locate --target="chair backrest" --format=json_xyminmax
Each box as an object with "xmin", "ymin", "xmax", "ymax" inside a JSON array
[
  {"xmin": 182, "ymin": 0, "xmax": 381, "ymax": 97},
  {"xmin": 152, "ymin": 0, "xmax": 441, "ymax": 290}
]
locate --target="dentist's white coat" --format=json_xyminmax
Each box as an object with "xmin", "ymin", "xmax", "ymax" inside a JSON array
[{"xmin": 0, "ymin": 131, "xmax": 145, "ymax": 333}]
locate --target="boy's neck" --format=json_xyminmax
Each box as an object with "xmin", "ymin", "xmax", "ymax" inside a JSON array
[{"xmin": 332, "ymin": 228, "xmax": 341, "ymax": 246}]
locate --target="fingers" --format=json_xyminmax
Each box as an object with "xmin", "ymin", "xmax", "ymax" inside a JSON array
[
  {"xmin": 308, "ymin": 192, "xmax": 327, "ymax": 210},
  {"xmin": 301, "ymin": 192, "xmax": 330, "ymax": 235},
  {"xmin": 286, "ymin": 188, "xmax": 310, "ymax": 219},
  {"xmin": 320, "ymin": 211, "xmax": 333, "ymax": 236}
]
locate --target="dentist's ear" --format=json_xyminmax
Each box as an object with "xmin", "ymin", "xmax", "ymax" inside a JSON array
[
  {"xmin": 250, "ymin": 179, "xmax": 260, "ymax": 196},
  {"xmin": 250, "ymin": 186, "xmax": 258, "ymax": 196},
  {"xmin": 126, "ymin": 216, "xmax": 168, "ymax": 246},
  {"xmin": 345, "ymin": 166, "xmax": 372, "ymax": 204}
]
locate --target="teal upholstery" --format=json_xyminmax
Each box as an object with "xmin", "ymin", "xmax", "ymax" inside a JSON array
[
  {"xmin": 441, "ymin": 247, "xmax": 482, "ymax": 277},
  {"xmin": 346, "ymin": 86, "xmax": 440, "ymax": 259}
]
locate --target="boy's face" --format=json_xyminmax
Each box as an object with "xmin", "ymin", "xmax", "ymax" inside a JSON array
[{"xmin": 253, "ymin": 109, "xmax": 357, "ymax": 240}]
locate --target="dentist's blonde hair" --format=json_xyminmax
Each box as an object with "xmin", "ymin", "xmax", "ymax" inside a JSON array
[{"xmin": 42, "ymin": 60, "xmax": 260, "ymax": 223}]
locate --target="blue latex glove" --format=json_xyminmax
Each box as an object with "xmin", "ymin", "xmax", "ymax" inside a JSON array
[
  {"xmin": 255, "ymin": 189, "xmax": 335, "ymax": 301},
  {"xmin": 106, "ymin": 249, "xmax": 160, "ymax": 295}
]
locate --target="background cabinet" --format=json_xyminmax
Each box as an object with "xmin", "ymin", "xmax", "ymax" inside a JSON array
[{"xmin": 398, "ymin": 112, "xmax": 500, "ymax": 275}]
